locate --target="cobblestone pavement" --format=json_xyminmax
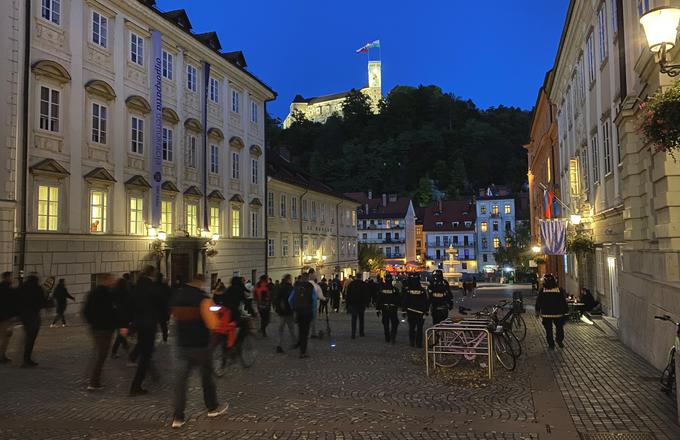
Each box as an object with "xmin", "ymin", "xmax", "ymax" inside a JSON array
[{"xmin": 0, "ymin": 286, "xmax": 678, "ymax": 440}]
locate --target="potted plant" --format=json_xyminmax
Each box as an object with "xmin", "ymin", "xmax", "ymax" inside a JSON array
[
  {"xmin": 567, "ymin": 230, "xmax": 595, "ymax": 256},
  {"xmin": 640, "ymin": 80, "xmax": 680, "ymax": 154}
]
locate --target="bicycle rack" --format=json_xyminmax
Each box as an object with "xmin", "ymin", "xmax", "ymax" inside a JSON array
[{"xmin": 425, "ymin": 319, "xmax": 494, "ymax": 380}]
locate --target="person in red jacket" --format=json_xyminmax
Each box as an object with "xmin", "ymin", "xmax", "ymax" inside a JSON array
[{"xmin": 253, "ymin": 275, "xmax": 271, "ymax": 337}]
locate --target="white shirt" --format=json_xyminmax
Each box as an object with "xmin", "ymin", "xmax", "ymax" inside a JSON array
[{"xmin": 309, "ymin": 279, "xmax": 326, "ymax": 301}]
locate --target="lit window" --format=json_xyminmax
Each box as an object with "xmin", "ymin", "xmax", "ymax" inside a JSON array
[
  {"xmin": 267, "ymin": 192, "xmax": 274, "ymax": 217},
  {"xmin": 162, "ymin": 128, "xmax": 173, "ymax": 162},
  {"xmin": 280, "ymin": 194, "xmax": 287, "ymax": 218},
  {"xmin": 267, "ymin": 239, "xmax": 275, "ymax": 257},
  {"xmin": 231, "ymin": 90, "xmax": 240, "ymax": 113},
  {"xmin": 162, "ymin": 50, "xmax": 173, "ymax": 80},
  {"xmin": 209, "ymin": 78, "xmax": 219, "ymax": 103},
  {"xmin": 210, "ymin": 144, "xmax": 219, "ymax": 173},
  {"xmin": 352, "ymin": 211, "xmax": 356, "ymax": 226},
  {"xmin": 161, "ymin": 200, "xmax": 173, "ymax": 235},
  {"xmin": 130, "ymin": 33, "xmax": 144, "ymax": 65},
  {"xmin": 37, "ymin": 185, "xmax": 58, "ymax": 231},
  {"xmin": 492, "ymin": 205, "xmax": 499, "ymax": 215},
  {"xmin": 41, "ymin": 0, "xmax": 60, "ymax": 25},
  {"xmin": 186, "ymin": 65, "xmax": 197, "ymax": 92},
  {"xmin": 251, "ymin": 211, "xmax": 259, "ymax": 237},
  {"xmin": 129, "ymin": 196, "xmax": 144, "ymax": 235},
  {"xmin": 251, "ymin": 158, "xmax": 258, "ymax": 184},
  {"xmin": 210, "ymin": 206, "xmax": 220, "ymax": 236},
  {"xmin": 231, "ymin": 207, "xmax": 240, "ymax": 237},
  {"xmin": 493, "ymin": 237, "xmax": 500, "ymax": 249},
  {"xmin": 282, "ymin": 238, "xmax": 289, "ymax": 257},
  {"xmin": 231, "ymin": 152, "xmax": 240, "ymax": 179},
  {"xmin": 504, "ymin": 204, "xmax": 511, "ymax": 214},
  {"xmin": 40, "ymin": 86, "xmax": 60, "ymax": 132},
  {"xmin": 92, "ymin": 11, "xmax": 108, "ymax": 48},
  {"xmin": 90, "ymin": 190, "xmax": 107, "ymax": 233},
  {"xmin": 186, "ymin": 203, "xmax": 198, "ymax": 236},
  {"xmin": 480, "ymin": 221, "xmax": 488, "ymax": 232},
  {"xmin": 251, "ymin": 102, "xmax": 258, "ymax": 123},
  {"xmin": 186, "ymin": 136, "xmax": 196, "ymax": 168},
  {"xmin": 130, "ymin": 117, "xmax": 144, "ymax": 154},
  {"xmin": 92, "ymin": 103, "xmax": 107, "ymax": 144}
]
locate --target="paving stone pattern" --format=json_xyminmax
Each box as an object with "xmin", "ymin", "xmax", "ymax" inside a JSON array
[{"xmin": 0, "ymin": 295, "xmax": 678, "ymax": 440}]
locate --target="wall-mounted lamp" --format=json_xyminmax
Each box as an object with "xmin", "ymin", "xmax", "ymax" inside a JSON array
[{"xmin": 641, "ymin": 7, "xmax": 680, "ymax": 76}]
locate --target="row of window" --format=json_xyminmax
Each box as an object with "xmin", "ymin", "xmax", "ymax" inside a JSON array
[
  {"xmin": 359, "ymin": 219, "xmax": 401, "ymax": 228},
  {"xmin": 39, "ymin": 86, "xmax": 260, "ymax": 182},
  {"xmin": 431, "ymin": 236, "xmax": 473, "ymax": 247},
  {"xmin": 478, "ymin": 204, "xmax": 512, "ymax": 215},
  {"xmin": 480, "ymin": 220, "xmax": 512, "ymax": 233},
  {"xmin": 266, "ymin": 191, "xmax": 357, "ymax": 226},
  {"xmin": 266, "ymin": 237, "xmax": 358, "ymax": 258},
  {"xmin": 37, "ymin": 184, "xmax": 260, "ymax": 238},
  {"xmin": 40, "ymin": 1, "xmax": 260, "ymax": 123},
  {"xmin": 360, "ymin": 232, "xmax": 401, "ymax": 240}
]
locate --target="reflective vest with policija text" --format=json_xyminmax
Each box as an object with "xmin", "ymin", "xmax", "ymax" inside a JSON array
[
  {"xmin": 429, "ymin": 281, "xmax": 451, "ymax": 309},
  {"xmin": 536, "ymin": 287, "xmax": 568, "ymax": 318},
  {"xmin": 404, "ymin": 289, "xmax": 428, "ymax": 314}
]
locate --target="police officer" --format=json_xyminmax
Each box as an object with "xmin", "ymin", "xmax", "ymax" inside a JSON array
[
  {"xmin": 402, "ymin": 273, "xmax": 428, "ymax": 348},
  {"xmin": 376, "ymin": 274, "xmax": 401, "ymax": 344},
  {"xmin": 428, "ymin": 270, "xmax": 453, "ymax": 325}
]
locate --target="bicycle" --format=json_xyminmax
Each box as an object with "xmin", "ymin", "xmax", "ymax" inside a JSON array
[
  {"xmin": 212, "ymin": 313, "xmax": 258, "ymax": 377},
  {"xmin": 476, "ymin": 301, "xmax": 523, "ymax": 359},
  {"xmin": 655, "ymin": 314, "xmax": 679, "ymax": 395}
]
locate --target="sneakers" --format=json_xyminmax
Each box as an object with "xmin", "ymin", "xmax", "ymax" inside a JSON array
[
  {"xmin": 207, "ymin": 402, "xmax": 229, "ymax": 417},
  {"xmin": 87, "ymin": 385, "xmax": 102, "ymax": 392},
  {"xmin": 276, "ymin": 346, "xmax": 284, "ymax": 354},
  {"xmin": 171, "ymin": 418, "xmax": 186, "ymax": 428}
]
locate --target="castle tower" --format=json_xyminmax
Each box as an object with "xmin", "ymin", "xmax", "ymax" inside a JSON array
[{"xmin": 365, "ymin": 60, "xmax": 382, "ymax": 112}]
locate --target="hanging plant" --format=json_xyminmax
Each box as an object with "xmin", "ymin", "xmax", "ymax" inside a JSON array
[
  {"xmin": 640, "ymin": 81, "xmax": 680, "ymax": 154},
  {"xmin": 567, "ymin": 230, "xmax": 595, "ymax": 255},
  {"xmin": 149, "ymin": 239, "xmax": 165, "ymax": 259},
  {"xmin": 206, "ymin": 247, "xmax": 218, "ymax": 258}
]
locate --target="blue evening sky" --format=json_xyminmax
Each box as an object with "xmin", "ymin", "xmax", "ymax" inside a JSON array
[{"xmin": 158, "ymin": 0, "xmax": 569, "ymax": 119}]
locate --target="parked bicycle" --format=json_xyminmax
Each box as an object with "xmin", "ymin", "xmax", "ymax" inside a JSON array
[
  {"xmin": 476, "ymin": 300, "xmax": 524, "ymax": 359},
  {"xmin": 211, "ymin": 308, "xmax": 258, "ymax": 377},
  {"xmin": 655, "ymin": 314, "xmax": 679, "ymax": 395}
]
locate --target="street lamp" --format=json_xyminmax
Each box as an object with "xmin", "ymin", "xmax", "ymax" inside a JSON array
[
  {"xmin": 570, "ymin": 213, "xmax": 582, "ymax": 225},
  {"xmin": 531, "ymin": 245, "xmax": 542, "ymax": 254},
  {"xmin": 157, "ymin": 230, "xmax": 167, "ymax": 241},
  {"xmin": 640, "ymin": 7, "xmax": 680, "ymax": 76},
  {"xmin": 211, "ymin": 233, "xmax": 220, "ymax": 242},
  {"xmin": 147, "ymin": 226, "xmax": 157, "ymax": 238}
]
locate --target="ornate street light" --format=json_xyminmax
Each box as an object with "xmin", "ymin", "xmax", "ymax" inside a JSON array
[
  {"xmin": 531, "ymin": 245, "xmax": 542, "ymax": 254},
  {"xmin": 157, "ymin": 230, "xmax": 167, "ymax": 241},
  {"xmin": 640, "ymin": 7, "xmax": 680, "ymax": 76},
  {"xmin": 570, "ymin": 214, "xmax": 582, "ymax": 225}
]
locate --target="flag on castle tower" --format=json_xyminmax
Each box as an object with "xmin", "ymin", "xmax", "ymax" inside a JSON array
[{"xmin": 356, "ymin": 40, "xmax": 380, "ymax": 53}]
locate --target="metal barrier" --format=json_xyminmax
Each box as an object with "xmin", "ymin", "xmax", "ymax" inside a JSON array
[{"xmin": 425, "ymin": 318, "xmax": 494, "ymax": 379}]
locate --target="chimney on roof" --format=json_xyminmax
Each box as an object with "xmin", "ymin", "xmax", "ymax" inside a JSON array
[
  {"xmin": 389, "ymin": 193, "xmax": 397, "ymax": 202},
  {"xmin": 382, "ymin": 194, "xmax": 387, "ymax": 207},
  {"xmin": 368, "ymin": 191, "xmax": 372, "ymax": 200}
]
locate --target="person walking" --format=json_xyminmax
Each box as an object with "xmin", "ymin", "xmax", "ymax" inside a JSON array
[
  {"xmin": 288, "ymin": 272, "xmax": 317, "ymax": 358},
  {"xmin": 346, "ymin": 275, "xmax": 368, "ymax": 339},
  {"xmin": 253, "ymin": 275, "xmax": 271, "ymax": 337},
  {"xmin": 50, "ymin": 279, "xmax": 74, "ymax": 327},
  {"xmin": 170, "ymin": 274, "xmax": 229, "ymax": 428},
  {"xmin": 111, "ymin": 274, "xmax": 131, "ymax": 359},
  {"xmin": 535, "ymin": 273, "xmax": 568, "ymax": 350},
  {"xmin": 428, "ymin": 270, "xmax": 452, "ymax": 325},
  {"xmin": 128, "ymin": 266, "xmax": 164, "ymax": 396},
  {"xmin": 403, "ymin": 273, "xmax": 428, "ymax": 348},
  {"xmin": 330, "ymin": 275, "xmax": 341, "ymax": 312},
  {"xmin": 274, "ymin": 274, "xmax": 296, "ymax": 354},
  {"xmin": 83, "ymin": 273, "xmax": 120, "ymax": 390},
  {"xmin": 0, "ymin": 272, "xmax": 18, "ymax": 364},
  {"xmin": 307, "ymin": 269, "xmax": 325, "ymax": 339},
  {"xmin": 157, "ymin": 273, "xmax": 172, "ymax": 343},
  {"xmin": 377, "ymin": 274, "xmax": 401, "ymax": 344},
  {"xmin": 19, "ymin": 273, "xmax": 45, "ymax": 367}
]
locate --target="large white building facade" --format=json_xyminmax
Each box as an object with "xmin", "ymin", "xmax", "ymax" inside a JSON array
[
  {"xmin": 266, "ymin": 152, "xmax": 359, "ymax": 282},
  {"xmin": 475, "ymin": 196, "xmax": 516, "ymax": 272},
  {"xmin": 422, "ymin": 201, "xmax": 477, "ymax": 274},
  {"xmin": 0, "ymin": 0, "xmax": 275, "ymax": 297}
]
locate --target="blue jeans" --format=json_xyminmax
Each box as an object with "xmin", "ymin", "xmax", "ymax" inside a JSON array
[{"xmin": 173, "ymin": 346, "xmax": 218, "ymax": 419}]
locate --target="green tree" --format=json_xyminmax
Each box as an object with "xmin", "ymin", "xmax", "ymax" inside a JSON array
[
  {"xmin": 413, "ymin": 177, "xmax": 433, "ymax": 207},
  {"xmin": 493, "ymin": 222, "xmax": 532, "ymax": 272},
  {"xmin": 358, "ymin": 244, "xmax": 385, "ymax": 272}
]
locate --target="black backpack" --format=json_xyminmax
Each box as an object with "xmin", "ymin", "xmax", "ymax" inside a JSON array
[{"xmin": 293, "ymin": 282, "xmax": 314, "ymax": 315}]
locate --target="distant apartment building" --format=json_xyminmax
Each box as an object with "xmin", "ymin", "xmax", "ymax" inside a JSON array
[
  {"xmin": 422, "ymin": 200, "xmax": 477, "ymax": 273},
  {"xmin": 475, "ymin": 193, "xmax": 516, "ymax": 272},
  {"xmin": 415, "ymin": 207, "xmax": 426, "ymax": 264},
  {"xmin": 346, "ymin": 192, "xmax": 416, "ymax": 266},
  {"xmin": 266, "ymin": 152, "xmax": 359, "ymax": 282}
]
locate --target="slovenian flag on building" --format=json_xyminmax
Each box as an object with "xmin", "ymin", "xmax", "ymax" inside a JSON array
[{"xmin": 356, "ymin": 40, "xmax": 380, "ymax": 53}]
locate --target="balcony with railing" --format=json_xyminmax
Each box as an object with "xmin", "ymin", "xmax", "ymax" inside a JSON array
[
  {"xmin": 358, "ymin": 224, "xmax": 405, "ymax": 231},
  {"xmin": 360, "ymin": 237, "xmax": 406, "ymax": 244}
]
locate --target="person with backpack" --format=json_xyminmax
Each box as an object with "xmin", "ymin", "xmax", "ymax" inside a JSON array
[
  {"xmin": 274, "ymin": 274, "xmax": 296, "ymax": 354},
  {"xmin": 288, "ymin": 271, "xmax": 317, "ymax": 358},
  {"xmin": 330, "ymin": 275, "xmax": 341, "ymax": 312},
  {"xmin": 535, "ymin": 273, "xmax": 568, "ymax": 350}
]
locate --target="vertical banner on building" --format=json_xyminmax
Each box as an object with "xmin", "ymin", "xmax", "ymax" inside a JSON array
[
  {"xmin": 150, "ymin": 30, "xmax": 163, "ymax": 228},
  {"xmin": 539, "ymin": 219, "xmax": 567, "ymax": 255},
  {"xmin": 202, "ymin": 62, "xmax": 211, "ymax": 231}
]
